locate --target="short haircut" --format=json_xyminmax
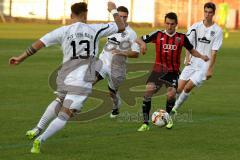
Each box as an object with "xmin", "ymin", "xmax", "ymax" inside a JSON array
[
  {"xmin": 204, "ymin": 2, "xmax": 216, "ymax": 13},
  {"xmin": 71, "ymin": 2, "xmax": 88, "ymax": 15},
  {"xmin": 165, "ymin": 12, "xmax": 178, "ymax": 24},
  {"xmin": 117, "ymin": 6, "xmax": 129, "ymax": 15}
]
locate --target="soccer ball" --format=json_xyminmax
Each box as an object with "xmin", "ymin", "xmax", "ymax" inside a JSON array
[{"xmin": 151, "ymin": 109, "xmax": 170, "ymax": 127}]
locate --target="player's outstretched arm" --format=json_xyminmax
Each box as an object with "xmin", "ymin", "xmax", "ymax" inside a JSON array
[
  {"xmin": 184, "ymin": 50, "xmax": 191, "ymax": 65},
  {"xmin": 108, "ymin": 1, "xmax": 125, "ymax": 32},
  {"xmin": 112, "ymin": 41, "xmax": 140, "ymax": 58},
  {"xmin": 9, "ymin": 40, "xmax": 45, "ymax": 65},
  {"xmin": 189, "ymin": 49, "xmax": 209, "ymax": 62},
  {"xmin": 112, "ymin": 49, "xmax": 139, "ymax": 58},
  {"xmin": 206, "ymin": 51, "xmax": 217, "ymax": 80},
  {"xmin": 135, "ymin": 38, "xmax": 147, "ymax": 55}
]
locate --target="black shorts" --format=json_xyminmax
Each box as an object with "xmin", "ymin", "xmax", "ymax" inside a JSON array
[{"xmin": 146, "ymin": 71, "xmax": 179, "ymax": 88}]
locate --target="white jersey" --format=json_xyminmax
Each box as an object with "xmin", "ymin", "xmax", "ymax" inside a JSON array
[
  {"xmin": 39, "ymin": 22, "xmax": 118, "ymax": 95},
  {"xmin": 40, "ymin": 22, "xmax": 118, "ymax": 63},
  {"xmin": 99, "ymin": 25, "xmax": 140, "ymax": 66},
  {"xmin": 187, "ymin": 21, "xmax": 223, "ymax": 72},
  {"xmin": 98, "ymin": 25, "xmax": 140, "ymax": 90}
]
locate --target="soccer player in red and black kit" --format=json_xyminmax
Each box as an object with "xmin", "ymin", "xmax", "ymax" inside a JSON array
[{"xmin": 137, "ymin": 12, "xmax": 209, "ymax": 131}]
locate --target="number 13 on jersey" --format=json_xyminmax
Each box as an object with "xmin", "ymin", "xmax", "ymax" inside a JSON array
[{"xmin": 70, "ymin": 40, "xmax": 90, "ymax": 59}]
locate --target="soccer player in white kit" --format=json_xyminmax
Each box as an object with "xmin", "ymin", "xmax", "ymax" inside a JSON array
[
  {"xmin": 9, "ymin": 2, "xmax": 125, "ymax": 153},
  {"xmin": 94, "ymin": 6, "xmax": 140, "ymax": 118},
  {"xmin": 169, "ymin": 2, "xmax": 223, "ymax": 127}
]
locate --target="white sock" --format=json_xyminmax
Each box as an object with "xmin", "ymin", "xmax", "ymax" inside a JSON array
[
  {"xmin": 173, "ymin": 91, "xmax": 189, "ymax": 110},
  {"xmin": 37, "ymin": 100, "xmax": 61, "ymax": 130},
  {"xmin": 39, "ymin": 117, "xmax": 67, "ymax": 142}
]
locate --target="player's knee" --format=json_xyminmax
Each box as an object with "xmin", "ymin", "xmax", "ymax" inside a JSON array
[
  {"xmin": 184, "ymin": 80, "xmax": 196, "ymax": 93},
  {"xmin": 167, "ymin": 93, "xmax": 176, "ymax": 100},
  {"xmin": 58, "ymin": 107, "xmax": 79, "ymax": 119},
  {"xmin": 144, "ymin": 86, "xmax": 155, "ymax": 99},
  {"xmin": 167, "ymin": 87, "xmax": 176, "ymax": 99},
  {"xmin": 146, "ymin": 83, "xmax": 157, "ymax": 94},
  {"xmin": 146, "ymin": 83, "xmax": 155, "ymax": 90},
  {"xmin": 58, "ymin": 110, "xmax": 71, "ymax": 121},
  {"xmin": 69, "ymin": 109, "xmax": 78, "ymax": 117},
  {"xmin": 184, "ymin": 86, "xmax": 193, "ymax": 93},
  {"xmin": 184, "ymin": 88, "xmax": 190, "ymax": 93}
]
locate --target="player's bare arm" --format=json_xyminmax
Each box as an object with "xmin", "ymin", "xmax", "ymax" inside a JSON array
[
  {"xmin": 135, "ymin": 38, "xmax": 147, "ymax": 54},
  {"xmin": 189, "ymin": 48, "xmax": 209, "ymax": 62},
  {"xmin": 112, "ymin": 49, "xmax": 139, "ymax": 58},
  {"xmin": 206, "ymin": 50, "xmax": 217, "ymax": 80},
  {"xmin": 108, "ymin": 2, "xmax": 125, "ymax": 32},
  {"xmin": 184, "ymin": 50, "xmax": 191, "ymax": 65},
  {"xmin": 9, "ymin": 40, "xmax": 45, "ymax": 65}
]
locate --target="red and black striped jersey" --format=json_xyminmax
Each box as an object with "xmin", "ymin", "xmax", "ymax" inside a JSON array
[{"xmin": 142, "ymin": 30, "xmax": 193, "ymax": 73}]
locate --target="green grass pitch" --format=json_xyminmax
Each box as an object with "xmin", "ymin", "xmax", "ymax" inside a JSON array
[{"xmin": 0, "ymin": 23, "xmax": 240, "ymax": 160}]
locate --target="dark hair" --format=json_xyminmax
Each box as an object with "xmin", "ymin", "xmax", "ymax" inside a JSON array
[
  {"xmin": 117, "ymin": 6, "xmax": 129, "ymax": 15},
  {"xmin": 71, "ymin": 2, "xmax": 88, "ymax": 15},
  {"xmin": 165, "ymin": 12, "xmax": 178, "ymax": 24},
  {"xmin": 204, "ymin": 2, "xmax": 216, "ymax": 13}
]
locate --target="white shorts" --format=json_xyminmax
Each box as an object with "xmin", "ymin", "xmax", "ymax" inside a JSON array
[
  {"xmin": 63, "ymin": 94, "xmax": 88, "ymax": 111},
  {"xmin": 179, "ymin": 65, "xmax": 206, "ymax": 87},
  {"xmin": 57, "ymin": 60, "xmax": 95, "ymax": 95},
  {"xmin": 64, "ymin": 65, "xmax": 92, "ymax": 90}
]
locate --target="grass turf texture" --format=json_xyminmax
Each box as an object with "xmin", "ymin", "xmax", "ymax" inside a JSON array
[{"xmin": 0, "ymin": 23, "xmax": 239, "ymax": 160}]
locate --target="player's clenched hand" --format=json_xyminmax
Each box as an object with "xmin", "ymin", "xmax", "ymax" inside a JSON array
[
  {"xmin": 107, "ymin": 1, "xmax": 117, "ymax": 12},
  {"xmin": 135, "ymin": 39, "xmax": 147, "ymax": 55},
  {"xmin": 202, "ymin": 55, "xmax": 209, "ymax": 62},
  {"xmin": 9, "ymin": 57, "xmax": 22, "ymax": 65}
]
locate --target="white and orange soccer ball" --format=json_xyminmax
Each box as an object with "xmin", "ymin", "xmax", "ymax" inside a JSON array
[{"xmin": 151, "ymin": 109, "xmax": 170, "ymax": 127}]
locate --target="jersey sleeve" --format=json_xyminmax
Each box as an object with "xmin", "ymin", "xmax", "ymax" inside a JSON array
[
  {"xmin": 96, "ymin": 22, "xmax": 118, "ymax": 38},
  {"xmin": 184, "ymin": 34, "xmax": 194, "ymax": 51},
  {"xmin": 40, "ymin": 27, "xmax": 64, "ymax": 47},
  {"xmin": 186, "ymin": 24, "xmax": 197, "ymax": 48},
  {"xmin": 141, "ymin": 30, "xmax": 159, "ymax": 43},
  {"xmin": 212, "ymin": 29, "xmax": 223, "ymax": 51}
]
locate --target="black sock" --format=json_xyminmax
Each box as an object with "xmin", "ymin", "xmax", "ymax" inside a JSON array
[
  {"xmin": 142, "ymin": 100, "xmax": 151, "ymax": 125},
  {"xmin": 166, "ymin": 98, "xmax": 176, "ymax": 113}
]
